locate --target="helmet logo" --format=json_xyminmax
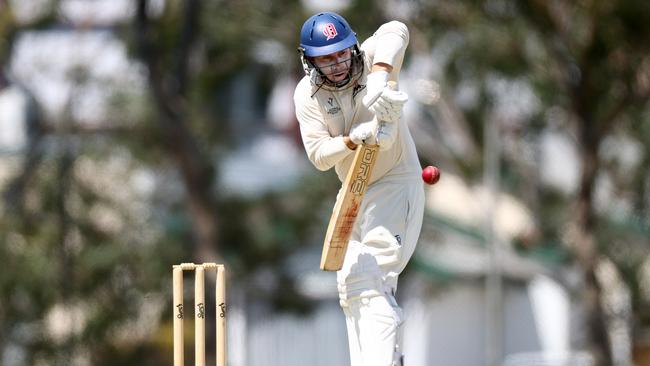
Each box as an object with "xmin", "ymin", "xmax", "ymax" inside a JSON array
[{"xmin": 322, "ymin": 23, "xmax": 338, "ymax": 40}]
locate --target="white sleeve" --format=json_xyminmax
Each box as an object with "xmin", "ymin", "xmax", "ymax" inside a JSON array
[
  {"xmin": 361, "ymin": 21, "xmax": 410, "ymax": 77},
  {"xmin": 293, "ymin": 83, "xmax": 353, "ymax": 171}
]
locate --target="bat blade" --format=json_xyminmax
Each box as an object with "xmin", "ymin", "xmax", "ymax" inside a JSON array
[
  {"xmin": 320, "ymin": 143, "xmax": 379, "ymax": 271},
  {"xmin": 320, "ymin": 81, "xmax": 397, "ymax": 272}
]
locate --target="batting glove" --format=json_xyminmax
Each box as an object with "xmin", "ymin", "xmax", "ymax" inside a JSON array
[
  {"xmin": 349, "ymin": 121, "xmax": 377, "ymax": 145},
  {"xmin": 372, "ymin": 88, "xmax": 408, "ymax": 123}
]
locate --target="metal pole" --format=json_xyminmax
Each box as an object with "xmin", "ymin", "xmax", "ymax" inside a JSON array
[{"xmin": 484, "ymin": 116, "xmax": 503, "ymax": 366}]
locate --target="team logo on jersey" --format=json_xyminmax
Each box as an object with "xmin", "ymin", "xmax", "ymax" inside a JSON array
[
  {"xmin": 323, "ymin": 23, "xmax": 338, "ymax": 40},
  {"xmin": 326, "ymin": 97, "xmax": 340, "ymax": 114}
]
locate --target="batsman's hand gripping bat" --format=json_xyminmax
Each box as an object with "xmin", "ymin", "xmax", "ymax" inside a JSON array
[{"xmin": 320, "ymin": 81, "xmax": 397, "ymax": 271}]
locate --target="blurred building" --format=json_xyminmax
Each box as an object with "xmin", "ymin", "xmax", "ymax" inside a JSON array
[
  {"xmin": 0, "ymin": 69, "xmax": 39, "ymax": 195},
  {"xmin": 0, "ymin": 74, "xmax": 30, "ymax": 154}
]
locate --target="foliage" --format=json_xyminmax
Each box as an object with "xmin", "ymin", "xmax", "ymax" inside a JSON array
[
  {"xmin": 406, "ymin": 0, "xmax": 650, "ymax": 363},
  {"xmin": 0, "ymin": 0, "xmax": 331, "ymax": 363}
]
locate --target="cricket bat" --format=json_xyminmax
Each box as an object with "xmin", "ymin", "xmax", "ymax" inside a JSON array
[{"xmin": 320, "ymin": 81, "xmax": 397, "ymax": 271}]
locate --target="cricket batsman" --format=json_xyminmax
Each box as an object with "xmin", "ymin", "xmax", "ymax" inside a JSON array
[{"xmin": 293, "ymin": 12, "xmax": 424, "ymax": 366}]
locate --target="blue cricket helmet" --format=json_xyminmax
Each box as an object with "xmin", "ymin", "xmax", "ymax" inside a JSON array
[{"xmin": 299, "ymin": 12, "xmax": 358, "ymax": 57}]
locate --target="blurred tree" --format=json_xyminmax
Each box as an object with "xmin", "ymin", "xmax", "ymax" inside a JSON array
[
  {"xmin": 0, "ymin": 0, "xmax": 333, "ymax": 364},
  {"xmin": 127, "ymin": 0, "xmax": 331, "ymax": 279},
  {"xmin": 405, "ymin": 0, "xmax": 650, "ymax": 364},
  {"xmin": 133, "ymin": 0, "xmax": 219, "ymax": 263}
]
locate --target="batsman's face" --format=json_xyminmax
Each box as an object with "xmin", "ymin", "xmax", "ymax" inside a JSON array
[{"xmin": 312, "ymin": 48, "xmax": 352, "ymax": 83}]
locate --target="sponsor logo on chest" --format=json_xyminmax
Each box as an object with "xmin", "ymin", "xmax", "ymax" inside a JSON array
[{"xmin": 325, "ymin": 97, "xmax": 341, "ymax": 115}]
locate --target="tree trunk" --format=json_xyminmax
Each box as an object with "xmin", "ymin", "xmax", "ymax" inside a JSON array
[{"xmin": 573, "ymin": 120, "xmax": 613, "ymax": 366}]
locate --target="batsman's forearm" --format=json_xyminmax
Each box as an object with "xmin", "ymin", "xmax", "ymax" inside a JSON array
[
  {"xmin": 371, "ymin": 63, "xmax": 393, "ymax": 74},
  {"xmin": 305, "ymin": 135, "xmax": 356, "ymax": 171}
]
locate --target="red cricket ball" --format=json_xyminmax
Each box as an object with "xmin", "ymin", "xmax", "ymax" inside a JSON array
[{"xmin": 422, "ymin": 165, "xmax": 440, "ymax": 185}]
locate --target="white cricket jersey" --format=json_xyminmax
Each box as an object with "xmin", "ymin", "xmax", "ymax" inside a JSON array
[{"xmin": 293, "ymin": 21, "xmax": 421, "ymax": 185}]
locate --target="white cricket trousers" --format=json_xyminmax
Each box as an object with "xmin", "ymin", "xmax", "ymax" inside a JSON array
[{"xmin": 336, "ymin": 178, "xmax": 424, "ymax": 366}]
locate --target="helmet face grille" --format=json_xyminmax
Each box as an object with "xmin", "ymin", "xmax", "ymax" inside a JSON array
[{"xmin": 300, "ymin": 46, "xmax": 365, "ymax": 92}]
